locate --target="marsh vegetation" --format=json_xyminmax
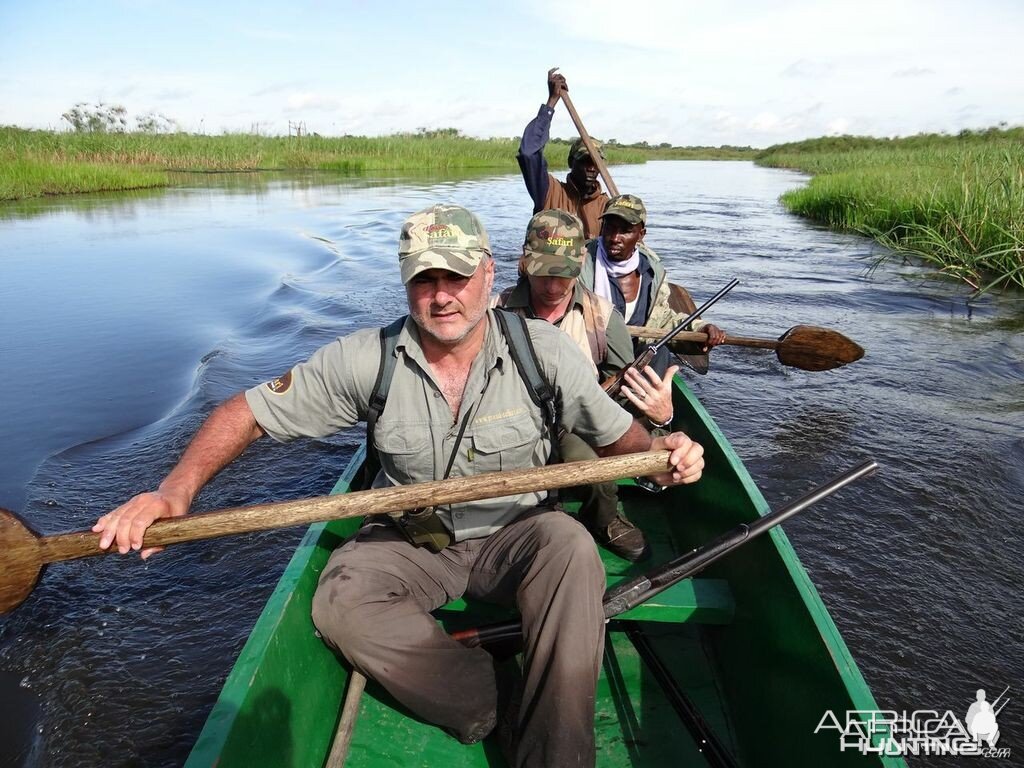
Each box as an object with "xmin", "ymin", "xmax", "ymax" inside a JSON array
[
  {"xmin": 0, "ymin": 125, "xmax": 753, "ymax": 202},
  {"xmin": 757, "ymin": 128, "xmax": 1024, "ymax": 293}
]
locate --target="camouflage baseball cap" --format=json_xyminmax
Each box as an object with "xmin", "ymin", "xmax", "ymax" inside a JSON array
[
  {"xmin": 398, "ymin": 204, "xmax": 492, "ymax": 284},
  {"xmin": 600, "ymin": 194, "xmax": 647, "ymax": 226},
  {"xmin": 567, "ymin": 137, "xmax": 605, "ymax": 166},
  {"xmin": 521, "ymin": 209, "xmax": 586, "ymax": 278}
]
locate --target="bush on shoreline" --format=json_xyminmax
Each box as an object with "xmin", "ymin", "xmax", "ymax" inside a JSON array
[{"xmin": 756, "ymin": 128, "xmax": 1024, "ymax": 293}]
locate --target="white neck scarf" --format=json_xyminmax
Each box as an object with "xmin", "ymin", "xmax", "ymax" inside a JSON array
[{"xmin": 593, "ymin": 238, "xmax": 640, "ymax": 304}]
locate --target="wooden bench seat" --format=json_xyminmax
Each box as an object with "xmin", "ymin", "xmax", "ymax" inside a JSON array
[{"xmin": 434, "ymin": 577, "xmax": 735, "ymax": 627}]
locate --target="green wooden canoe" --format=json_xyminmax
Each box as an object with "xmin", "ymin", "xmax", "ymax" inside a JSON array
[{"xmin": 186, "ymin": 377, "xmax": 904, "ymax": 768}]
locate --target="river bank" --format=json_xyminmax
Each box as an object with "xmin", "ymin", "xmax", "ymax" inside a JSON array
[
  {"xmin": 2, "ymin": 161, "xmax": 1019, "ymax": 767},
  {"xmin": 0, "ymin": 126, "xmax": 754, "ymax": 201},
  {"xmin": 755, "ymin": 128, "xmax": 1024, "ymax": 294}
]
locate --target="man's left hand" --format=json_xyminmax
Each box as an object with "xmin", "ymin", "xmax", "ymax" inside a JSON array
[
  {"xmin": 648, "ymin": 431, "xmax": 704, "ymax": 487},
  {"xmin": 702, "ymin": 324, "xmax": 726, "ymax": 351},
  {"xmin": 621, "ymin": 364, "xmax": 678, "ymax": 426}
]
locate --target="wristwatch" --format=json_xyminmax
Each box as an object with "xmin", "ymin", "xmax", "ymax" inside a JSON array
[
  {"xmin": 634, "ymin": 476, "xmax": 667, "ymax": 493},
  {"xmin": 646, "ymin": 414, "xmax": 673, "ymax": 429}
]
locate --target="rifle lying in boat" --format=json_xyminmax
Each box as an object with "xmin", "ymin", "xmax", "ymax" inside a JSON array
[
  {"xmin": 451, "ymin": 459, "xmax": 879, "ymax": 649},
  {"xmin": 601, "ymin": 278, "xmax": 739, "ymax": 397}
]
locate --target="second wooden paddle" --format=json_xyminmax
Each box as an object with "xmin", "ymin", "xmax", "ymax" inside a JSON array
[{"xmin": 628, "ymin": 324, "xmax": 865, "ymax": 371}]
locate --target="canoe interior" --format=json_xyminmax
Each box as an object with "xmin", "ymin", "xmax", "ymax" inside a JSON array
[{"xmin": 187, "ymin": 378, "xmax": 905, "ymax": 768}]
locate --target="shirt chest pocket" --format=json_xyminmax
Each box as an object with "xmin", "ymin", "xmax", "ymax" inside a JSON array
[
  {"xmin": 374, "ymin": 424, "xmax": 431, "ymax": 484},
  {"xmin": 469, "ymin": 412, "xmax": 541, "ymax": 473}
]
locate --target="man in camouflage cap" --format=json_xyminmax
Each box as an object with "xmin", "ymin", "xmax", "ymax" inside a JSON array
[
  {"xmin": 496, "ymin": 209, "xmax": 678, "ymax": 562},
  {"xmin": 398, "ymin": 203, "xmax": 492, "ymax": 283},
  {"xmin": 579, "ymin": 193, "xmax": 728, "ymax": 359},
  {"xmin": 517, "ymin": 70, "xmax": 610, "ymax": 238},
  {"xmin": 93, "ymin": 202, "xmax": 707, "ymax": 767}
]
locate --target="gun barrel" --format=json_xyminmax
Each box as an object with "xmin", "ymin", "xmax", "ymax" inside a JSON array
[{"xmin": 652, "ymin": 278, "xmax": 739, "ymax": 350}]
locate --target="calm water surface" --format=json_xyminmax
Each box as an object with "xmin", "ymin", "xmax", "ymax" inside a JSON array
[{"xmin": 1, "ymin": 163, "xmax": 1021, "ymax": 767}]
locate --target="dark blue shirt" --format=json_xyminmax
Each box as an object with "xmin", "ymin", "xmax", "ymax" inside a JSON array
[{"xmin": 517, "ymin": 104, "xmax": 555, "ymax": 213}]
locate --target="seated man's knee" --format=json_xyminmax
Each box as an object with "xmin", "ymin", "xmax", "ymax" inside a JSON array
[
  {"xmin": 311, "ymin": 563, "xmax": 379, "ymax": 652},
  {"xmin": 539, "ymin": 514, "xmax": 604, "ymax": 573}
]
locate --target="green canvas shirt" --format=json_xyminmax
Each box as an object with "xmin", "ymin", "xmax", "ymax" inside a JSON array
[{"xmin": 246, "ymin": 310, "xmax": 633, "ymax": 540}]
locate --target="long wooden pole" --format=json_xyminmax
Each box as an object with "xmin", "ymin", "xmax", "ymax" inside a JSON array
[
  {"xmin": 554, "ymin": 71, "xmax": 620, "ymax": 197},
  {"xmin": 38, "ymin": 451, "xmax": 672, "ymax": 563},
  {"xmin": 324, "ymin": 671, "xmax": 367, "ymax": 767},
  {"xmin": 2, "ymin": 450, "xmax": 675, "ymax": 614}
]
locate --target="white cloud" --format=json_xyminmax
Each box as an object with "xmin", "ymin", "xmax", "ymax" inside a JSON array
[
  {"xmin": 893, "ymin": 67, "xmax": 935, "ymax": 78},
  {"xmin": 3, "ymin": 0, "xmax": 1023, "ymax": 146},
  {"xmin": 827, "ymin": 118, "xmax": 851, "ymax": 134},
  {"xmin": 155, "ymin": 88, "xmax": 192, "ymax": 101},
  {"xmin": 283, "ymin": 92, "xmax": 342, "ymax": 113},
  {"xmin": 781, "ymin": 60, "xmax": 836, "ymax": 79}
]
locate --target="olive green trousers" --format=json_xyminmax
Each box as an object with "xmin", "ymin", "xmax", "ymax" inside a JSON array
[
  {"xmin": 311, "ymin": 507, "xmax": 605, "ymax": 768},
  {"xmin": 559, "ymin": 431, "xmax": 620, "ymax": 528}
]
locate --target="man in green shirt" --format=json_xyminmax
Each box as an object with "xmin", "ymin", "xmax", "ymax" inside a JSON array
[
  {"xmin": 93, "ymin": 204, "xmax": 705, "ymax": 768},
  {"xmin": 495, "ymin": 209, "xmax": 680, "ymax": 562}
]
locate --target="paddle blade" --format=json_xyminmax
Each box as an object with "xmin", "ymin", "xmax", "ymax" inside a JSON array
[
  {"xmin": 776, "ymin": 325, "xmax": 865, "ymax": 371},
  {"xmin": 0, "ymin": 509, "xmax": 45, "ymax": 615}
]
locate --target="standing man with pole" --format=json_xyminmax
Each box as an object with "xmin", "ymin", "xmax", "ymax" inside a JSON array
[{"xmin": 517, "ymin": 69, "xmax": 610, "ymax": 238}]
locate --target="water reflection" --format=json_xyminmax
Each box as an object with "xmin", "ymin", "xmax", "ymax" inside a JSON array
[
  {"xmin": 0, "ymin": 187, "xmax": 167, "ymax": 222},
  {"xmin": 0, "ymin": 162, "xmax": 1021, "ymax": 768}
]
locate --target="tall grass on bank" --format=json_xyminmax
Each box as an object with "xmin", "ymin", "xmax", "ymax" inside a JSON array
[
  {"xmin": 0, "ymin": 158, "xmax": 167, "ymax": 200},
  {"xmin": 757, "ymin": 129, "xmax": 1024, "ymax": 294},
  {"xmin": 0, "ymin": 126, "xmax": 753, "ymax": 201}
]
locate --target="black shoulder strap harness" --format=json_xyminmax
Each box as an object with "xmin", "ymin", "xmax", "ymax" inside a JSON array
[{"xmin": 363, "ymin": 310, "xmax": 561, "ymax": 488}]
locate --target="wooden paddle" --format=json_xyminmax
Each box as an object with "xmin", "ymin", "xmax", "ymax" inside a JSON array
[
  {"xmin": 628, "ymin": 323, "xmax": 865, "ymax": 371},
  {"xmin": 0, "ymin": 450, "xmax": 675, "ymax": 615},
  {"xmin": 551, "ymin": 67, "xmax": 620, "ymax": 197}
]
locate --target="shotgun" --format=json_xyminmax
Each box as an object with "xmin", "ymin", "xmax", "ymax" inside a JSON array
[
  {"xmin": 452, "ymin": 459, "xmax": 879, "ymax": 649},
  {"xmin": 601, "ymin": 278, "xmax": 738, "ymax": 396}
]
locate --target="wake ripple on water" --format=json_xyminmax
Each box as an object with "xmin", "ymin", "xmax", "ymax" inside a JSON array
[{"xmin": 0, "ymin": 163, "xmax": 1021, "ymax": 768}]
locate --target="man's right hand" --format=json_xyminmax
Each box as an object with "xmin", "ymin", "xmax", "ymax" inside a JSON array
[
  {"xmin": 90, "ymin": 392, "xmax": 262, "ymax": 559},
  {"xmin": 92, "ymin": 487, "xmax": 191, "ymax": 559},
  {"xmin": 547, "ymin": 68, "xmax": 567, "ymax": 106}
]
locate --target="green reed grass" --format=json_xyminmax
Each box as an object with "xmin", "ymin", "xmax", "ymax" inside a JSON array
[
  {"xmin": 0, "ymin": 157, "xmax": 168, "ymax": 200},
  {"xmin": 0, "ymin": 126, "xmax": 753, "ymax": 202},
  {"xmin": 757, "ymin": 129, "xmax": 1024, "ymax": 293}
]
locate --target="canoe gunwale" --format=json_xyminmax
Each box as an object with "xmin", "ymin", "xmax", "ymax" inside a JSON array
[{"xmin": 186, "ymin": 377, "xmax": 903, "ymax": 767}]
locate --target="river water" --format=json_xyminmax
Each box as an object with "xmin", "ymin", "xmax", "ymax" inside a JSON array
[{"xmin": 1, "ymin": 162, "xmax": 1021, "ymax": 767}]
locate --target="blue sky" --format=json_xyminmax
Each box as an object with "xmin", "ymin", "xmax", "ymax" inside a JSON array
[{"xmin": 2, "ymin": 0, "xmax": 1022, "ymax": 147}]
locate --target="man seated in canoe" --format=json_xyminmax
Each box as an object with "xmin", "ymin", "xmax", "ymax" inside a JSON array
[
  {"xmin": 517, "ymin": 69, "xmax": 608, "ymax": 238},
  {"xmin": 580, "ymin": 193, "xmax": 728, "ymax": 372},
  {"xmin": 494, "ymin": 209, "xmax": 679, "ymax": 563},
  {"xmin": 92, "ymin": 204, "xmax": 705, "ymax": 768}
]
